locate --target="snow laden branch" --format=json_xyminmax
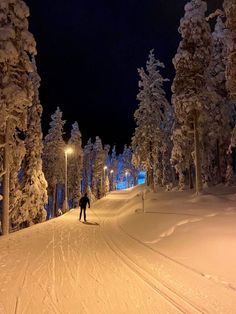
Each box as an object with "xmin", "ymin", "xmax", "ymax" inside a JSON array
[
  {"xmin": 68, "ymin": 121, "xmax": 83, "ymax": 207},
  {"xmin": 0, "ymin": 0, "xmax": 41, "ymax": 234},
  {"xmin": 43, "ymin": 107, "xmax": 65, "ymax": 217},
  {"xmin": 132, "ymin": 49, "xmax": 173, "ymax": 191},
  {"xmin": 223, "ymin": 0, "xmax": 236, "ymax": 100},
  {"xmin": 171, "ymin": 0, "xmax": 214, "ymax": 193}
]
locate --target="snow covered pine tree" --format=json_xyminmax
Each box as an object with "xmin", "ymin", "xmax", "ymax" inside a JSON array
[
  {"xmin": 132, "ymin": 50, "xmax": 173, "ymax": 191},
  {"xmin": 68, "ymin": 122, "xmax": 83, "ymax": 207},
  {"xmin": 43, "ymin": 108, "xmax": 65, "ymax": 217},
  {"xmin": 92, "ymin": 137, "xmax": 109, "ymax": 199},
  {"xmin": 205, "ymin": 16, "xmax": 233, "ymax": 185},
  {"xmin": 11, "ymin": 59, "xmax": 48, "ymax": 228},
  {"xmin": 172, "ymin": 0, "xmax": 212, "ymax": 193},
  {"xmin": 109, "ymin": 145, "xmax": 118, "ymax": 191},
  {"xmin": 0, "ymin": 0, "xmax": 38, "ymax": 234},
  {"xmin": 82, "ymin": 138, "xmax": 94, "ymax": 195},
  {"xmin": 122, "ymin": 145, "xmax": 139, "ymax": 187},
  {"xmin": 223, "ymin": 0, "xmax": 236, "ymax": 100},
  {"xmin": 224, "ymin": 0, "xmax": 236, "ymax": 167}
]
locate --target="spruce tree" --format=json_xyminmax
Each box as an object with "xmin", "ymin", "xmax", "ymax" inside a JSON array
[
  {"xmin": 132, "ymin": 50, "xmax": 173, "ymax": 190},
  {"xmin": 204, "ymin": 17, "xmax": 232, "ymax": 185},
  {"xmin": 109, "ymin": 145, "xmax": 118, "ymax": 190},
  {"xmin": 43, "ymin": 108, "xmax": 65, "ymax": 217},
  {"xmin": 172, "ymin": 0, "xmax": 212, "ymax": 193},
  {"xmin": 224, "ymin": 0, "xmax": 236, "ymax": 169},
  {"xmin": 92, "ymin": 136, "xmax": 106, "ymax": 199},
  {"xmin": 122, "ymin": 145, "xmax": 139, "ymax": 187},
  {"xmin": 11, "ymin": 60, "xmax": 47, "ymax": 227},
  {"xmin": 83, "ymin": 138, "xmax": 94, "ymax": 193},
  {"xmin": 223, "ymin": 0, "xmax": 236, "ymax": 100},
  {"xmin": 0, "ymin": 0, "xmax": 37, "ymax": 233},
  {"xmin": 68, "ymin": 122, "xmax": 83, "ymax": 207}
]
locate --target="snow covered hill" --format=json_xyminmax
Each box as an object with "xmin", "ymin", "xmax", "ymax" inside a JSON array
[{"xmin": 0, "ymin": 185, "xmax": 236, "ymax": 313}]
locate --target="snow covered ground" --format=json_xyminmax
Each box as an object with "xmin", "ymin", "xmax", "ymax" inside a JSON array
[{"xmin": 0, "ymin": 184, "xmax": 236, "ymax": 313}]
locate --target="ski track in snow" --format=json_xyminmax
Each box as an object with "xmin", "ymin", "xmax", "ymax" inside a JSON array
[
  {"xmin": 114, "ymin": 200, "xmax": 236, "ymax": 299},
  {"xmin": 117, "ymin": 214, "xmax": 236, "ymax": 296},
  {"xmin": 0, "ymin": 210, "xmax": 185, "ymax": 313},
  {"xmin": 98, "ymin": 220, "xmax": 204, "ymax": 313},
  {"xmin": 91, "ymin": 200, "xmax": 221, "ymax": 313},
  {"xmin": 0, "ymin": 187, "xmax": 236, "ymax": 313}
]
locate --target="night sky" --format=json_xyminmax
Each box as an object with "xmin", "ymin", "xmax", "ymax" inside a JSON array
[{"xmin": 25, "ymin": 0, "xmax": 223, "ymax": 152}]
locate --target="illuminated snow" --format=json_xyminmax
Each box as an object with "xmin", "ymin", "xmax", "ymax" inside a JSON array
[{"xmin": 0, "ymin": 185, "xmax": 236, "ymax": 313}]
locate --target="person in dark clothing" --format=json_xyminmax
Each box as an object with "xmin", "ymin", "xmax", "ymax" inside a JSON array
[{"xmin": 79, "ymin": 193, "xmax": 90, "ymax": 222}]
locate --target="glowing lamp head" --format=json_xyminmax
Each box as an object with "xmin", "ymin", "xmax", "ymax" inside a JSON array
[
  {"xmin": 110, "ymin": 170, "xmax": 114, "ymax": 174},
  {"xmin": 104, "ymin": 166, "xmax": 108, "ymax": 170},
  {"xmin": 65, "ymin": 147, "xmax": 73, "ymax": 154}
]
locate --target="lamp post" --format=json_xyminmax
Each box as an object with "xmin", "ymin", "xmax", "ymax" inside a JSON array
[
  {"xmin": 63, "ymin": 147, "xmax": 73, "ymax": 212},
  {"xmin": 110, "ymin": 169, "xmax": 114, "ymax": 191},
  {"xmin": 125, "ymin": 170, "xmax": 128, "ymax": 188},
  {"xmin": 103, "ymin": 166, "xmax": 108, "ymax": 196}
]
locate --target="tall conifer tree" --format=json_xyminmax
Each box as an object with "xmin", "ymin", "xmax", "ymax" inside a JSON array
[
  {"xmin": 12, "ymin": 60, "xmax": 48, "ymax": 227},
  {"xmin": 172, "ymin": 0, "xmax": 212, "ymax": 193},
  {"xmin": 0, "ymin": 0, "xmax": 38, "ymax": 233},
  {"xmin": 68, "ymin": 122, "xmax": 83, "ymax": 207},
  {"xmin": 43, "ymin": 108, "xmax": 65, "ymax": 216},
  {"xmin": 132, "ymin": 50, "xmax": 173, "ymax": 190}
]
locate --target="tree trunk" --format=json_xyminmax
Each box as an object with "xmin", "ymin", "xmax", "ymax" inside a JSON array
[
  {"xmin": 178, "ymin": 171, "xmax": 185, "ymax": 191},
  {"xmin": 171, "ymin": 166, "xmax": 176, "ymax": 187},
  {"xmin": 147, "ymin": 168, "xmax": 154, "ymax": 190},
  {"xmin": 193, "ymin": 112, "xmax": 202, "ymax": 194},
  {"xmin": 149, "ymin": 141, "xmax": 154, "ymax": 190},
  {"xmin": 52, "ymin": 184, "xmax": 57, "ymax": 217},
  {"xmin": 133, "ymin": 174, "xmax": 137, "ymax": 186},
  {"xmin": 216, "ymin": 140, "xmax": 221, "ymax": 183},
  {"xmin": 2, "ymin": 120, "xmax": 10, "ymax": 235},
  {"xmin": 189, "ymin": 163, "xmax": 193, "ymax": 189}
]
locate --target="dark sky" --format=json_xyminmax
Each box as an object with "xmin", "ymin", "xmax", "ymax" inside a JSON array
[{"xmin": 25, "ymin": 0, "xmax": 223, "ymax": 152}]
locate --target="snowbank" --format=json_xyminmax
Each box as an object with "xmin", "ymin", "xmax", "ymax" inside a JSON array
[{"xmin": 117, "ymin": 185, "xmax": 236, "ymax": 291}]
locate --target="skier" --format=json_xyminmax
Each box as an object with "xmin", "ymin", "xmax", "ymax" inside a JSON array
[{"xmin": 79, "ymin": 192, "xmax": 90, "ymax": 222}]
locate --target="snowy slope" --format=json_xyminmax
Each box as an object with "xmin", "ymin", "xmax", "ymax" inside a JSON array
[
  {"xmin": 118, "ymin": 185, "xmax": 236, "ymax": 288},
  {"xmin": 0, "ymin": 185, "xmax": 236, "ymax": 313}
]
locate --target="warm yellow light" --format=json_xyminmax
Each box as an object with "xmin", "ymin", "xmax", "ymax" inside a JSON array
[
  {"xmin": 125, "ymin": 171, "xmax": 128, "ymax": 176},
  {"xmin": 104, "ymin": 166, "xmax": 108, "ymax": 170},
  {"xmin": 65, "ymin": 147, "xmax": 73, "ymax": 154},
  {"xmin": 110, "ymin": 170, "xmax": 114, "ymax": 173}
]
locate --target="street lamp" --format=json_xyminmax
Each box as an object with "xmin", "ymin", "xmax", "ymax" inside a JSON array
[
  {"xmin": 63, "ymin": 147, "xmax": 73, "ymax": 212},
  {"xmin": 110, "ymin": 169, "xmax": 114, "ymax": 191},
  {"xmin": 125, "ymin": 170, "xmax": 129, "ymax": 188},
  {"xmin": 103, "ymin": 165, "xmax": 108, "ymax": 176},
  {"xmin": 102, "ymin": 166, "xmax": 108, "ymax": 196}
]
